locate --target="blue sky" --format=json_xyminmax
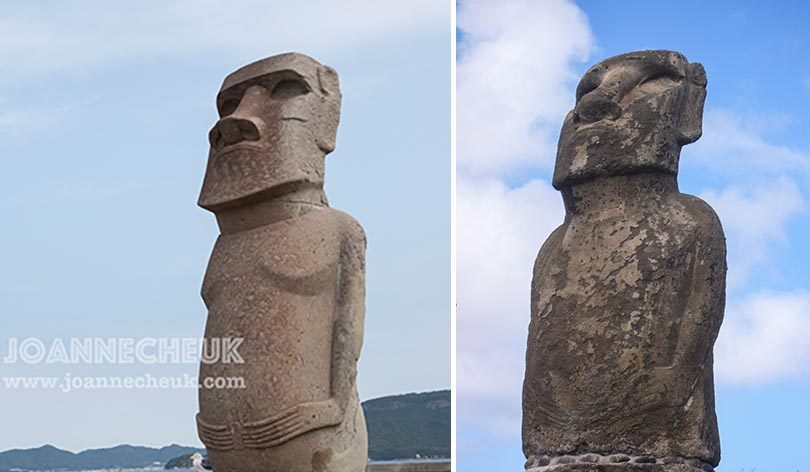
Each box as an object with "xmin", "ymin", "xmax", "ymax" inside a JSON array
[
  {"xmin": 457, "ymin": 1, "xmax": 810, "ymax": 471},
  {"xmin": 0, "ymin": 0, "xmax": 449, "ymax": 452}
]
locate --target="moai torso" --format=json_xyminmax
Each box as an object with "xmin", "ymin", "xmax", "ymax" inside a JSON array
[
  {"xmin": 196, "ymin": 53, "xmax": 367, "ymax": 472},
  {"xmin": 522, "ymin": 51, "xmax": 726, "ymax": 472},
  {"xmin": 200, "ymin": 209, "xmax": 360, "ymax": 420}
]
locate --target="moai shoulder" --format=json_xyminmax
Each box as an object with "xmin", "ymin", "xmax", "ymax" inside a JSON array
[
  {"xmin": 195, "ymin": 53, "xmax": 368, "ymax": 472},
  {"xmin": 523, "ymin": 51, "xmax": 726, "ymax": 472}
]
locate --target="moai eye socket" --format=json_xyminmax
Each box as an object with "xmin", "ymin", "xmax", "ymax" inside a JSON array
[
  {"xmin": 636, "ymin": 74, "xmax": 682, "ymax": 94},
  {"xmin": 618, "ymin": 74, "xmax": 684, "ymax": 107},
  {"xmin": 272, "ymin": 80, "xmax": 309, "ymax": 99},
  {"xmin": 576, "ymin": 73, "xmax": 602, "ymax": 102},
  {"xmin": 219, "ymin": 98, "xmax": 239, "ymax": 117}
]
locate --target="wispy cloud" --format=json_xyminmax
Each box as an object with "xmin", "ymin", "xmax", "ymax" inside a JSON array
[
  {"xmin": 5, "ymin": 179, "xmax": 149, "ymax": 207},
  {"xmin": 690, "ymin": 108, "xmax": 810, "ymax": 175},
  {"xmin": 701, "ymin": 178, "xmax": 805, "ymax": 290},
  {"xmin": 0, "ymin": 0, "xmax": 445, "ymax": 74},
  {"xmin": 0, "ymin": 109, "xmax": 33, "ymax": 134},
  {"xmin": 0, "ymin": 94, "xmax": 101, "ymax": 134}
]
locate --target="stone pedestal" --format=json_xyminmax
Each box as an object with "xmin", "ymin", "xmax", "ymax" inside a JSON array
[
  {"xmin": 528, "ymin": 465, "xmax": 711, "ymax": 472},
  {"xmin": 525, "ymin": 454, "xmax": 714, "ymax": 472}
]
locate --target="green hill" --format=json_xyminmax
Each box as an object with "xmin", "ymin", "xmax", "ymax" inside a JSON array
[
  {"xmin": 0, "ymin": 444, "xmax": 203, "ymax": 471},
  {"xmin": 164, "ymin": 454, "xmax": 195, "ymax": 469},
  {"xmin": 363, "ymin": 390, "xmax": 450, "ymax": 460}
]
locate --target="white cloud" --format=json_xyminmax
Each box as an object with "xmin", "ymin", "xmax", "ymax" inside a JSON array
[
  {"xmin": 716, "ymin": 291, "xmax": 810, "ymax": 385},
  {"xmin": 457, "ymin": 178, "xmax": 562, "ymax": 334},
  {"xmin": 0, "ymin": 0, "xmax": 446, "ymax": 73},
  {"xmin": 455, "ymin": 0, "xmax": 592, "ymax": 440},
  {"xmin": 689, "ymin": 108, "xmax": 810, "ymax": 175},
  {"xmin": 701, "ymin": 177, "xmax": 805, "ymax": 290},
  {"xmin": 456, "ymin": 176, "xmax": 563, "ymax": 436},
  {"xmin": 457, "ymin": 0, "xmax": 593, "ymax": 177}
]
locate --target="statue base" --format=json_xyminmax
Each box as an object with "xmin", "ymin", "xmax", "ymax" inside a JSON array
[
  {"xmin": 525, "ymin": 455, "xmax": 714, "ymax": 472},
  {"xmin": 527, "ymin": 465, "xmax": 712, "ymax": 472}
]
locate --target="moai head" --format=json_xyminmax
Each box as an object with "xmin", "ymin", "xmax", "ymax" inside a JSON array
[
  {"xmin": 552, "ymin": 50, "xmax": 707, "ymax": 190},
  {"xmin": 198, "ymin": 53, "xmax": 341, "ymax": 212}
]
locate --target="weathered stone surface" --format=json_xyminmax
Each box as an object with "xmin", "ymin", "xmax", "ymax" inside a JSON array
[
  {"xmin": 196, "ymin": 53, "xmax": 368, "ymax": 472},
  {"xmin": 522, "ymin": 51, "xmax": 725, "ymax": 470},
  {"xmin": 527, "ymin": 465, "xmax": 707, "ymax": 472},
  {"xmin": 523, "ymin": 452, "xmax": 714, "ymax": 472}
]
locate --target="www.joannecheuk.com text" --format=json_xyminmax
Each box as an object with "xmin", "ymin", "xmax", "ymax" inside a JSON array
[{"xmin": 2, "ymin": 337, "xmax": 245, "ymax": 365}]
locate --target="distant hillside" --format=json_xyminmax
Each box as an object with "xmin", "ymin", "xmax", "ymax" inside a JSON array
[
  {"xmin": 165, "ymin": 390, "xmax": 451, "ymax": 466},
  {"xmin": 0, "ymin": 444, "xmax": 202, "ymax": 471},
  {"xmin": 363, "ymin": 390, "xmax": 450, "ymax": 460},
  {"xmin": 164, "ymin": 454, "xmax": 195, "ymax": 470},
  {"xmin": 1, "ymin": 391, "xmax": 450, "ymax": 471}
]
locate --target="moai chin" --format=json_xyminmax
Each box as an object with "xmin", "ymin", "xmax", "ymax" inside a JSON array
[
  {"xmin": 196, "ymin": 53, "xmax": 368, "ymax": 472},
  {"xmin": 522, "ymin": 51, "xmax": 726, "ymax": 472}
]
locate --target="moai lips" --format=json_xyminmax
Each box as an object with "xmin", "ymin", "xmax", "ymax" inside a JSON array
[
  {"xmin": 522, "ymin": 51, "xmax": 725, "ymax": 472},
  {"xmin": 196, "ymin": 53, "xmax": 368, "ymax": 472}
]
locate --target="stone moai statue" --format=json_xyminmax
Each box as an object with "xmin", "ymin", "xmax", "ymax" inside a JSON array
[
  {"xmin": 522, "ymin": 51, "xmax": 726, "ymax": 472},
  {"xmin": 196, "ymin": 53, "xmax": 368, "ymax": 472}
]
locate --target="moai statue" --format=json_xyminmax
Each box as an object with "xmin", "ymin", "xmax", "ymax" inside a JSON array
[
  {"xmin": 522, "ymin": 51, "xmax": 726, "ymax": 471},
  {"xmin": 196, "ymin": 53, "xmax": 368, "ymax": 472}
]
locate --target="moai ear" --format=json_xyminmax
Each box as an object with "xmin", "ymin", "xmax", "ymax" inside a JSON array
[
  {"xmin": 318, "ymin": 65, "xmax": 341, "ymax": 97},
  {"xmin": 677, "ymin": 62, "xmax": 707, "ymax": 145},
  {"xmin": 316, "ymin": 65, "xmax": 342, "ymax": 154}
]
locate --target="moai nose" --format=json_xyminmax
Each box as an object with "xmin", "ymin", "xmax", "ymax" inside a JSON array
[
  {"xmin": 574, "ymin": 90, "xmax": 622, "ymax": 124},
  {"xmin": 209, "ymin": 116, "xmax": 262, "ymax": 152},
  {"xmin": 573, "ymin": 68, "xmax": 642, "ymax": 124}
]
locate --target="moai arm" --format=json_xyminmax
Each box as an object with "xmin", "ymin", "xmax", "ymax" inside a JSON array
[
  {"xmin": 239, "ymin": 215, "xmax": 365, "ymax": 447},
  {"xmin": 330, "ymin": 215, "xmax": 367, "ymax": 417},
  {"xmin": 522, "ymin": 223, "xmax": 567, "ymax": 456},
  {"xmin": 647, "ymin": 200, "xmax": 726, "ymax": 409},
  {"xmin": 298, "ymin": 214, "xmax": 366, "ymax": 428}
]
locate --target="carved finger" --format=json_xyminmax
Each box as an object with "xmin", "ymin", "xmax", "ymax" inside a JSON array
[
  {"xmin": 198, "ymin": 427, "xmax": 233, "ymax": 438},
  {"xmin": 243, "ymin": 420, "xmax": 305, "ymax": 447},
  {"xmin": 243, "ymin": 410, "xmax": 302, "ymax": 437},
  {"xmin": 196, "ymin": 413, "xmax": 229, "ymax": 431},
  {"xmin": 243, "ymin": 405, "xmax": 300, "ymax": 428},
  {"xmin": 198, "ymin": 431, "xmax": 234, "ymax": 450},
  {"xmin": 244, "ymin": 418, "xmax": 304, "ymax": 442},
  {"xmin": 200, "ymin": 430, "xmax": 234, "ymax": 441},
  {"xmin": 263, "ymin": 422, "xmax": 307, "ymax": 447}
]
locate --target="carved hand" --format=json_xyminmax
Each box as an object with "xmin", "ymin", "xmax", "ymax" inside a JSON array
[
  {"xmin": 297, "ymin": 398, "xmax": 344, "ymax": 431},
  {"xmin": 240, "ymin": 398, "xmax": 343, "ymax": 448}
]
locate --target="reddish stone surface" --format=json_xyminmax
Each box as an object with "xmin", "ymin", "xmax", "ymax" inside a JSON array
[{"xmin": 196, "ymin": 53, "xmax": 367, "ymax": 472}]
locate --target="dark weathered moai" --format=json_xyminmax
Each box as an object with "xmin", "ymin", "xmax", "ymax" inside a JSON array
[
  {"xmin": 522, "ymin": 51, "xmax": 726, "ymax": 472},
  {"xmin": 196, "ymin": 53, "xmax": 368, "ymax": 472}
]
